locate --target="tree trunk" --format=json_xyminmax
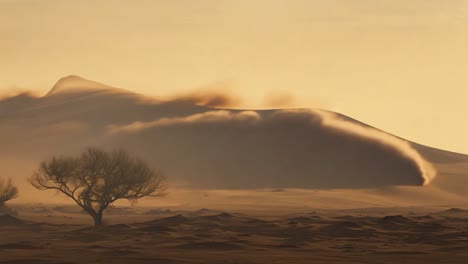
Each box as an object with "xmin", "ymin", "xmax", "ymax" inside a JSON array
[
  {"xmin": 84, "ymin": 207, "xmax": 103, "ymax": 228},
  {"xmin": 92, "ymin": 212, "xmax": 103, "ymax": 227}
]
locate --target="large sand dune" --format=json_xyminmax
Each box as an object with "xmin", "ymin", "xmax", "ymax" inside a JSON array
[{"xmin": 1, "ymin": 75, "xmax": 467, "ymax": 204}]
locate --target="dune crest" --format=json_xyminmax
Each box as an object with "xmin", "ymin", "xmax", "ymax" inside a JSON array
[
  {"xmin": 109, "ymin": 108, "xmax": 433, "ymax": 188},
  {"xmin": 46, "ymin": 75, "xmax": 114, "ymax": 96},
  {"xmin": 311, "ymin": 109, "xmax": 437, "ymax": 185}
]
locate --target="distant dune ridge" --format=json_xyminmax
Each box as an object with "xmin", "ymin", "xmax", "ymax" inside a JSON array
[{"xmin": 0, "ymin": 76, "xmax": 467, "ymax": 195}]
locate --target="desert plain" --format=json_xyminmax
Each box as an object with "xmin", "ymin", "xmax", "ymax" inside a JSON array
[{"xmin": 2, "ymin": 201, "xmax": 468, "ymax": 264}]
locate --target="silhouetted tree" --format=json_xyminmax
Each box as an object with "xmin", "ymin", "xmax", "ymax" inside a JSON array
[
  {"xmin": 29, "ymin": 147, "xmax": 167, "ymax": 227},
  {"xmin": 0, "ymin": 177, "xmax": 19, "ymax": 206}
]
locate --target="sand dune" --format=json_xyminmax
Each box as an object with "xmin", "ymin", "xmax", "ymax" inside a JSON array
[{"xmin": 2, "ymin": 76, "xmax": 467, "ymax": 197}]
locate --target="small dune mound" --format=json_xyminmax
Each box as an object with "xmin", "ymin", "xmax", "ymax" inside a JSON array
[
  {"xmin": 0, "ymin": 214, "xmax": 27, "ymax": 226},
  {"xmin": 377, "ymin": 215, "xmax": 415, "ymax": 225},
  {"xmin": 145, "ymin": 214, "xmax": 189, "ymax": 226},
  {"xmin": 159, "ymin": 214, "xmax": 189, "ymax": 223},
  {"xmin": 414, "ymin": 215, "xmax": 435, "ymax": 220},
  {"xmin": 171, "ymin": 241, "xmax": 245, "ymax": 250},
  {"xmin": 201, "ymin": 212, "xmax": 235, "ymax": 222},
  {"xmin": 217, "ymin": 212, "xmax": 234, "ymax": 218},
  {"xmin": 370, "ymin": 215, "xmax": 446, "ymax": 231},
  {"xmin": 444, "ymin": 208, "xmax": 467, "ymax": 213},
  {"xmin": 194, "ymin": 208, "xmax": 222, "ymax": 215},
  {"xmin": 319, "ymin": 221, "xmax": 374, "ymax": 237},
  {"xmin": 323, "ymin": 221, "xmax": 364, "ymax": 230}
]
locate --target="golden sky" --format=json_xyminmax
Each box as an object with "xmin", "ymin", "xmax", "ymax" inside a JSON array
[{"xmin": 1, "ymin": 0, "xmax": 468, "ymax": 153}]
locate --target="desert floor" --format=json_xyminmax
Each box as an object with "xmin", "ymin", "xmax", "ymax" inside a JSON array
[{"xmin": 1, "ymin": 204, "xmax": 468, "ymax": 264}]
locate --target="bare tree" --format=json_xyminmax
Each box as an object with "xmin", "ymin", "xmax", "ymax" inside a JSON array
[
  {"xmin": 29, "ymin": 147, "xmax": 167, "ymax": 227},
  {"xmin": 0, "ymin": 177, "xmax": 19, "ymax": 206}
]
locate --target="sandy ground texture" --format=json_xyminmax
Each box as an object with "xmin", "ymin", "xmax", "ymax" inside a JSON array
[{"xmin": 1, "ymin": 204, "xmax": 468, "ymax": 264}]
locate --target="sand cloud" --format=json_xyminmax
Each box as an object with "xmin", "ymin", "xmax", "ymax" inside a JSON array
[
  {"xmin": 164, "ymin": 91, "xmax": 241, "ymax": 108},
  {"xmin": 109, "ymin": 110, "xmax": 260, "ymax": 133},
  {"xmin": 110, "ymin": 109, "xmax": 436, "ymax": 187}
]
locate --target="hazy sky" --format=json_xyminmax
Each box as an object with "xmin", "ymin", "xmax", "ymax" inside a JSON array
[{"xmin": 1, "ymin": 0, "xmax": 468, "ymax": 153}]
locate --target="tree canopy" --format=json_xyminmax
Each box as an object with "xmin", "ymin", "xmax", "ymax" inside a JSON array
[
  {"xmin": 29, "ymin": 147, "xmax": 167, "ymax": 226},
  {"xmin": 0, "ymin": 177, "xmax": 19, "ymax": 206}
]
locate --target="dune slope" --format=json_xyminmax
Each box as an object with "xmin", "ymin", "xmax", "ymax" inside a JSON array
[{"xmin": 0, "ymin": 76, "xmax": 467, "ymax": 195}]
